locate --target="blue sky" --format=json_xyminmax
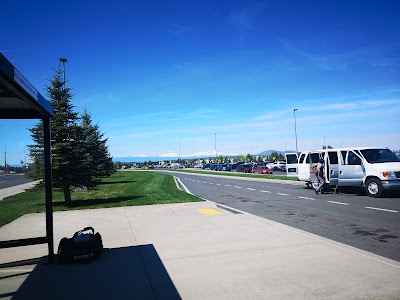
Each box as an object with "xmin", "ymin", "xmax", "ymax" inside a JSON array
[{"xmin": 1, "ymin": 0, "xmax": 400, "ymax": 165}]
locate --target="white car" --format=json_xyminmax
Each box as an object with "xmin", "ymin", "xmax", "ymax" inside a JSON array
[{"xmin": 273, "ymin": 161, "xmax": 286, "ymax": 171}]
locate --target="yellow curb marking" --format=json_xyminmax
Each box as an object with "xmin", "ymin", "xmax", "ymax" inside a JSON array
[{"xmin": 198, "ymin": 208, "xmax": 224, "ymax": 215}]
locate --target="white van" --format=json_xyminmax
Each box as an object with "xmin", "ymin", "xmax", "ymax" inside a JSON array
[{"xmin": 286, "ymin": 147, "xmax": 400, "ymax": 198}]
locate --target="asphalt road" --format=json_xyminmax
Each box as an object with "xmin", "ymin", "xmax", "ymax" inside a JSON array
[
  {"xmin": 0, "ymin": 174, "xmax": 33, "ymax": 189},
  {"xmin": 159, "ymin": 170, "xmax": 400, "ymax": 262}
]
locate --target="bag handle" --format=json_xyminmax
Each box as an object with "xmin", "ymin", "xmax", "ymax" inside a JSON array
[{"xmin": 73, "ymin": 227, "xmax": 95, "ymax": 238}]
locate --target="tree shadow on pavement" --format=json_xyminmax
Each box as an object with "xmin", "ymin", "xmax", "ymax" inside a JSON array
[
  {"xmin": 4, "ymin": 245, "xmax": 181, "ymax": 300},
  {"xmin": 53, "ymin": 196, "xmax": 144, "ymax": 208}
]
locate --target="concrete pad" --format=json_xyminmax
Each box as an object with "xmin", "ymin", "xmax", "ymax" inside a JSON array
[{"xmin": 1, "ymin": 202, "xmax": 399, "ymax": 299}]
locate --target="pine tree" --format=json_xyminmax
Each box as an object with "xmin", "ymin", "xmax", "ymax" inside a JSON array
[
  {"xmin": 79, "ymin": 108, "xmax": 115, "ymax": 186},
  {"xmin": 27, "ymin": 121, "xmax": 45, "ymax": 181},
  {"xmin": 48, "ymin": 68, "xmax": 85, "ymax": 204},
  {"xmin": 28, "ymin": 68, "xmax": 84, "ymax": 204}
]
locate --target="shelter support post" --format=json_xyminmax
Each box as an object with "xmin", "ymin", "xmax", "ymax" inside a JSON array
[{"xmin": 43, "ymin": 117, "xmax": 54, "ymax": 263}]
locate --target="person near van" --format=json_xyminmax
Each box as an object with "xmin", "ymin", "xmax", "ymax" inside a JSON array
[{"xmin": 314, "ymin": 159, "xmax": 325, "ymax": 194}]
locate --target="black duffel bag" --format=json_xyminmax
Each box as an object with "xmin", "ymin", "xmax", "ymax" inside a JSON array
[{"xmin": 57, "ymin": 227, "xmax": 103, "ymax": 264}]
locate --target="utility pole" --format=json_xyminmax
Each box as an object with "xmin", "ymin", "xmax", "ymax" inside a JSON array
[
  {"xmin": 214, "ymin": 133, "xmax": 217, "ymax": 162},
  {"xmin": 4, "ymin": 145, "xmax": 6, "ymax": 174},
  {"xmin": 293, "ymin": 109, "xmax": 298, "ymax": 154}
]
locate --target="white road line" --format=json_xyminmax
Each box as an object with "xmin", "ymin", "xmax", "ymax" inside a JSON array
[
  {"xmin": 209, "ymin": 182, "xmax": 214, "ymax": 185},
  {"xmin": 234, "ymin": 186, "xmax": 242, "ymax": 189},
  {"xmin": 247, "ymin": 188, "xmax": 256, "ymax": 191},
  {"xmin": 225, "ymin": 184, "xmax": 231, "ymax": 187},
  {"xmin": 298, "ymin": 196, "xmax": 315, "ymax": 200},
  {"xmin": 328, "ymin": 201, "xmax": 349, "ymax": 206},
  {"xmin": 174, "ymin": 176, "xmax": 193, "ymax": 195},
  {"xmin": 197, "ymin": 181, "xmax": 202, "ymax": 183},
  {"xmin": 202, "ymin": 181, "xmax": 207, "ymax": 183},
  {"xmin": 365, "ymin": 207, "xmax": 398, "ymax": 213},
  {"xmin": 216, "ymin": 183, "xmax": 221, "ymax": 186},
  {"xmin": 260, "ymin": 190, "xmax": 271, "ymax": 193},
  {"xmin": 277, "ymin": 193, "xmax": 289, "ymax": 196}
]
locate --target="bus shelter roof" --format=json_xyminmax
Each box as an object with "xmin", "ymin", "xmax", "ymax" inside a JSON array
[{"xmin": 0, "ymin": 52, "xmax": 53, "ymax": 119}]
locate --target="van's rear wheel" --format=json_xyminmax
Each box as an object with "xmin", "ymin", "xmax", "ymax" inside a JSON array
[{"xmin": 365, "ymin": 178, "xmax": 384, "ymax": 198}]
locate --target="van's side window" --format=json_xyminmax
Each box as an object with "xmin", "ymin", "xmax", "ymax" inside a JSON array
[
  {"xmin": 347, "ymin": 151, "xmax": 362, "ymax": 165},
  {"xmin": 286, "ymin": 155, "xmax": 298, "ymax": 164},
  {"xmin": 309, "ymin": 153, "xmax": 320, "ymax": 163},
  {"xmin": 327, "ymin": 152, "xmax": 338, "ymax": 164},
  {"xmin": 299, "ymin": 154, "xmax": 306, "ymax": 163}
]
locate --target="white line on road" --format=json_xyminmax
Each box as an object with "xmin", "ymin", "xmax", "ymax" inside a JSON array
[
  {"xmin": 365, "ymin": 207, "xmax": 398, "ymax": 213},
  {"xmin": 328, "ymin": 201, "xmax": 349, "ymax": 206},
  {"xmin": 174, "ymin": 176, "xmax": 193, "ymax": 195},
  {"xmin": 197, "ymin": 181, "xmax": 202, "ymax": 183},
  {"xmin": 202, "ymin": 181, "xmax": 207, "ymax": 183},
  {"xmin": 234, "ymin": 186, "xmax": 242, "ymax": 189},
  {"xmin": 277, "ymin": 193, "xmax": 289, "ymax": 196},
  {"xmin": 247, "ymin": 188, "xmax": 256, "ymax": 191},
  {"xmin": 260, "ymin": 190, "xmax": 271, "ymax": 193},
  {"xmin": 216, "ymin": 183, "xmax": 221, "ymax": 186},
  {"xmin": 298, "ymin": 196, "xmax": 315, "ymax": 200},
  {"xmin": 225, "ymin": 184, "xmax": 231, "ymax": 187},
  {"xmin": 209, "ymin": 182, "xmax": 214, "ymax": 184}
]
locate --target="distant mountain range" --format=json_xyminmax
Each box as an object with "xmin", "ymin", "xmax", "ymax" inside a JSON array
[{"xmin": 257, "ymin": 150, "xmax": 295, "ymax": 156}]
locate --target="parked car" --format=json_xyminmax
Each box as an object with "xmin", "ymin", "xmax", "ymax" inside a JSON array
[
  {"xmin": 273, "ymin": 161, "xmax": 286, "ymax": 171},
  {"xmin": 216, "ymin": 163, "xmax": 231, "ymax": 171},
  {"xmin": 209, "ymin": 163, "xmax": 217, "ymax": 170},
  {"xmin": 202, "ymin": 163, "xmax": 210, "ymax": 169},
  {"xmin": 237, "ymin": 163, "xmax": 252, "ymax": 173},
  {"xmin": 255, "ymin": 166, "xmax": 273, "ymax": 174}
]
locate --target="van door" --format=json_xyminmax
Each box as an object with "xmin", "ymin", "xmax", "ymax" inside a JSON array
[
  {"xmin": 338, "ymin": 150, "xmax": 364, "ymax": 186},
  {"xmin": 326, "ymin": 151, "xmax": 339, "ymax": 186},
  {"xmin": 285, "ymin": 153, "xmax": 298, "ymax": 177},
  {"xmin": 300, "ymin": 152, "xmax": 320, "ymax": 181}
]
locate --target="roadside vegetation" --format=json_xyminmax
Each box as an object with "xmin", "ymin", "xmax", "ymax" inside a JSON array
[{"xmin": 0, "ymin": 171, "xmax": 202, "ymax": 228}]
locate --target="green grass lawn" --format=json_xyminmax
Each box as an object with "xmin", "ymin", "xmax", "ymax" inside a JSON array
[
  {"xmin": 0, "ymin": 171, "xmax": 202, "ymax": 228},
  {"xmin": 162, "ymin": 168, "xmax": 299, "ymax": 181}
]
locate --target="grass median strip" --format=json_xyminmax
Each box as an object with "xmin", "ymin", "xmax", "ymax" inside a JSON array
[
  {"xmin": 0, "ymin": 171, "xmax": 202, "ymax": 228},
  {"xmin": 163, "ymin": 169, "xmax": 298, "ymax": 181}
]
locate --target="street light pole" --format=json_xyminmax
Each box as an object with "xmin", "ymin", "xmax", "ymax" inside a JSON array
[
  {"xmin": 4, "ymin": 145, "xmax": 6, "ymax": 174},
  {"xmin": 59, "ymin": 58, "xmax": 68, "ymax": 87},
  {"xmin": 178, "ymin": 142, "xmax": 180, "ymax": 164},
  {"xmin": 293, "ymin": 109, "xmax": 298, "ymax": 154},
  {"xmin": 214, "ymin": 133, "xmax": 217, "ymax": 162}
]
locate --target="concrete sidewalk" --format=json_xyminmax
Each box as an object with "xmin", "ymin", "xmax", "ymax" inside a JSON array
[
  {"xmin": 1, "ymin": 201, "xmax": 399, "ymax": 299},
  {"xmin": 0, "ymin": 181, "xmax": 40, "ymax": 201}
]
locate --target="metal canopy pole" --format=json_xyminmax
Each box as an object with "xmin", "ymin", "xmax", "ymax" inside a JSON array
[{"xmin": 43, "ymin": 117, "xmax": 54, "ymax": 263}]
